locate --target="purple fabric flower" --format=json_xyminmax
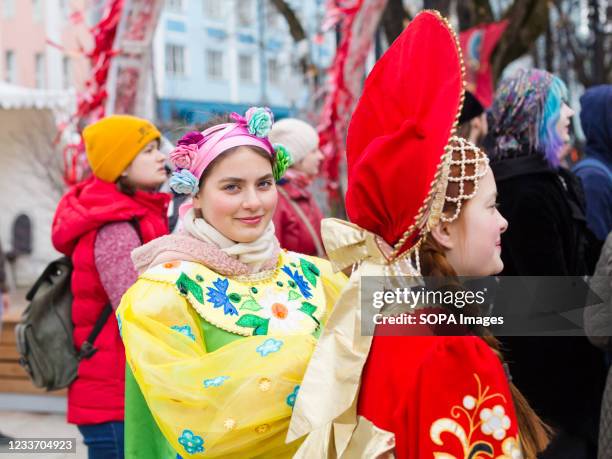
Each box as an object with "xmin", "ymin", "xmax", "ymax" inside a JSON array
[
  {"xmin": 177, "ymin": 131, "xmax": 204, "ymax": 146},
  {"xmin": 170, "ymin": 144, "xmax": 198, "ymax": 170}
]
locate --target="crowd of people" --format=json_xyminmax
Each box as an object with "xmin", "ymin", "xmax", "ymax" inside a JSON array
[{"xmin": 0, "ymin": 8, "xmax": 610, "ymax": 459}]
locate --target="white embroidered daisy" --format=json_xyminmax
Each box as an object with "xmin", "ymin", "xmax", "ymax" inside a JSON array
[
  {"xmin": 258, "ymin": 289, "xmax": 311, "ymax": 334},
  {"xmin": 480, "ymin": 405, "xmax": 511, "ymax": 440}
]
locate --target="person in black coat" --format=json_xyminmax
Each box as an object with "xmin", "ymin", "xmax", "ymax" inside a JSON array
[{"xmin": 487, "ymin": 68, "xmax": 606, "ymax": 459}]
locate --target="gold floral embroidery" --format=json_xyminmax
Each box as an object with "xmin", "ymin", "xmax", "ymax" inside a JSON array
[{"xmin": 430, "ymin": 374, "xmax": 522, "ymax": 459}]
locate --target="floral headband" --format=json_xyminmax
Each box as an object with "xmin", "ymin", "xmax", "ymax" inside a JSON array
[{"xmin": 168, "ymin": 107, "xmax": 293, "ymax": 196}]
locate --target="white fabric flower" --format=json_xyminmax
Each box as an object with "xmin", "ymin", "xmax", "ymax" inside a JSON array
[{"xmin": 480, "ymin": 405, "xmax": 511, "ymax": 440}]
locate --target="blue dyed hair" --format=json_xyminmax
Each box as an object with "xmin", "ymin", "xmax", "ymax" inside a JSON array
[{"xmin": 538, "ymin": 76, "xmax": 569, "ymax": 167}]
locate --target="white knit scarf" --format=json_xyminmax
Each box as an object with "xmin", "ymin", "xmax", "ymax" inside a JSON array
[{"xmin": 182, "ymin": 208, "xmax": 279, "ymax": 272}]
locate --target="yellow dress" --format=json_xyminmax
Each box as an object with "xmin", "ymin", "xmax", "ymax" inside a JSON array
[{"xmin": 117, "ymin": 250, "xmax": 346, "ymax": 458}]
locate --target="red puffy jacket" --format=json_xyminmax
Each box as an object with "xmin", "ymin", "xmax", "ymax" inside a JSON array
[
  {"xmin": 52, "ymin": 177, "xmax": 169, "ymax": 425},
  {"xmin": 273, "ymin": 178, "xmax": 324, "ymax": 257}
]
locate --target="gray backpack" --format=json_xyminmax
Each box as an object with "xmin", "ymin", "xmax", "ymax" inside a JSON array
[
  {"xmin": 15, "ymin": 219, "xmax": 141, "ymax": 391},
  {"xmin": 15, "ymin": 256, "xmax": 112, "ymax": 391}
]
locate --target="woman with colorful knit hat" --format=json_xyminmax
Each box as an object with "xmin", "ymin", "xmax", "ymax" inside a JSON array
[
  {"xmin": 287, "ymin": 11, "xmax": 550, "ymax": 458},
  {"xmin": 51, "ymin": 115, "xmax": 171, "ymax": 458},
  {"xmin": 487, "ymin": 69, "xmax": 606, "ymax": 458},
  {"xmin": 116, "ymin": 108, "xmax": 346, "ymax": 458},
  {"xmin": 269, "ymin": 118, "xmax": 326, "ymax": 257}
]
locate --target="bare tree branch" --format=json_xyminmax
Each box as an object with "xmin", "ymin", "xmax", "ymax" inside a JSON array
[{"xmin": 269, "ymin": 0, "xmax": 307, "ymax": 42}]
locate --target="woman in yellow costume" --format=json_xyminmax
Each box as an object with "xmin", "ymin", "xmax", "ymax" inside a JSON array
[{"xmin": 116, "ymin": 108, "xmax": 346, "ymax": 458}]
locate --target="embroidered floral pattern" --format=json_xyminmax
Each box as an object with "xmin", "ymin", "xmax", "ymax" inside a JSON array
[
  {"xmin": 481, "ymin": 405, "xmax": 512, "ymax": 440},
  {"xmin": 171, "ymin": 325, "xmax": 196, "ymax": 341},
  {"xmin": 286, "ymin": 385, "xmax": 300, "ymax": 408},
  {"xmin": 203, "ymin": 376, "xmax": 229, "ymax": 388},
  {"xmin": 140, "ymin": 254, "xmax": 326, "ymax": 338},
  {"xmin": 178, "ymin": 429, "xmax": 204, "ymax": 455},
  {"xmin": 281, "ymin": 266, "xmax": 312, "ymax": 299},
  {"xmin": 207, "ymin": 278, "xmax": 238, "ymax": 316},
  {"xmin": 257, "ymin": 290, "xmax": 311, "ymax": 334},
  {"xmin": 176, "ymin": 273, "xmax": 204, "ymax": 303},
  {"xmin": 429, "ymin": 374, "xmax": 523, "ymax": 459},
  {"xmin": 256, "ymin": 338, "xmax": 283, "ymax": 357}
]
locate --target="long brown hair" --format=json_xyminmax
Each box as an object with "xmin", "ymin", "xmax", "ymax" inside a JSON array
[{"xmin": 419, "ymin": 145, "xmax": 551, "ymax": 457}]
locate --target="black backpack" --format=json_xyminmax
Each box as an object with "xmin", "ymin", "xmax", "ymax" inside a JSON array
[{"xmin": 15, "ymin": 220, "xmax": 141, "ymax": 391}]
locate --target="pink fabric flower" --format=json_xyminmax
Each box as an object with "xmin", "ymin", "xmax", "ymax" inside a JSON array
[{"xmin": 170, "ymin": 144, "xmax": 198, "ymax": 170}]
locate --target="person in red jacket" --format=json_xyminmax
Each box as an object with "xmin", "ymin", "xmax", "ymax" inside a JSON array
[
  {"xmin": 288, "ymin": 11, "xmax": 550, "ymax": 458},
  {"xmin": 269, "ymin": 118, "xmax": 325, "ymax": 257},
  {"xmin": 51, "ymin": 115, "xmax": 170, "ymax": 458}
]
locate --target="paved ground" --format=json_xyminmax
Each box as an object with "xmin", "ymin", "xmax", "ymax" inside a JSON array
[{"xmin": 0, "ymin": 410, "xmax": 86, "ymax": 458}]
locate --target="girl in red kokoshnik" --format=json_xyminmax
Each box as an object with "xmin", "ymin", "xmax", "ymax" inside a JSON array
[{"xmin": 287, "ymin": 11, "xmax": 550, "ymax": 459}]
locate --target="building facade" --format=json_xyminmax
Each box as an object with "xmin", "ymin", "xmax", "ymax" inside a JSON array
[{"xmin": 153, "ymin": 0, "xmax": 334, "ymax": 124}]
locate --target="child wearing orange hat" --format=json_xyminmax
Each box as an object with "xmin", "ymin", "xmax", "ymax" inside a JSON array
[{"xmin": 52, "ymin": 115, "xmax": 170, "ymax": 458}]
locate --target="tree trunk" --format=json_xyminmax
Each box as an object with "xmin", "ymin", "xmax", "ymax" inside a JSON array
[
  {"xmin": 381, "ymin": 0, "xmax": 410, "ymax": 45},
  {"xmin": 456, "ymin": 0, "xmax": 494, "ymax": 31}
]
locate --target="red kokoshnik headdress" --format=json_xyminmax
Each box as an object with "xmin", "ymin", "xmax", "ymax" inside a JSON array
[{"xmin": 345, "ymin": 10, "xmax": 488, "ymax": 269}]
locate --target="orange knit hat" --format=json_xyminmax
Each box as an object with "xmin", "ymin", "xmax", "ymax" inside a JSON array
[{"xmin": 83, "ymin": 115, "xmax": 161, "ymax": 182}]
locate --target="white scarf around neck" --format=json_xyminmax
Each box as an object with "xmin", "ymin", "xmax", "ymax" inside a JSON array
[{"xmin": 182, "ymin": 208, "xmax": 279, "ymax": 273}]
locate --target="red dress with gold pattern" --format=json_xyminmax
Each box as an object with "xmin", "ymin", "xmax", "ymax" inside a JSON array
[{"xmin": 358, "ymin": 335, "xmax": 522, "ymax": 458}]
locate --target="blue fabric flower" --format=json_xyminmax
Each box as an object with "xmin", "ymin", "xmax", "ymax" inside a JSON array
[
  {"xmin": 286, "ymin": 385, "xmax": 300, "ymax": 408},
  {"xmin": 206, "ymin": 278, "xmax": 238, "ymax": 316},
  {"xmin": 203, "ymin": 376, "xmax": 230, "ymax": 388},
  {"xmin": 171, "ymin": 325, "xmax": 196, "ymax": 341},
  {"xmin": 245, "ymin": 106, "xmax": 274, "ymax": 138},
  {"xmin": 256, "ymin": 338, "xmax": 283, "ymax": 357},
  {"xmin": 281, "ymin": 266, "xmax": 312, "ymax": 299},
  {"xmin": 169, "ymin": 169, "xmax": 199, "ymax": 195},
  {"xmin": 178, "ymin": 429, "xmax": 204, "ymax": 455}
]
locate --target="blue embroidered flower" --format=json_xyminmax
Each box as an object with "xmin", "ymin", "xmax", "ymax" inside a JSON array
[
  {"xmin": 171, "ymin": 325, "xmax": 196, "ymax": 341},
  {"xmin": 245, "ymin": 106, "xmax": 274, "ymax": 137},
  {"xmin": 203, "ymin": 376, "xmax": 230, "ymax": 388},
  {"xmin": 169, "ymin": 169, "xmax": 199, "ymax": 195},
  {"xmin": 256, "ymin": 338, "xmax": 283, "ymax": 357},
  {"xmin": 206, "ymin": 278, "xmax": 238, "ymax": 316},
  {"xmin": 178, "ymin": 429, "xmax": 204, "ymax": 455},
  {"xmin": 281, "ymin": 266, "xmax": 312, "ymax": 299},
  {"xmin": 286, "ymin": 385, "xmax": 300, "ymax": 408}
]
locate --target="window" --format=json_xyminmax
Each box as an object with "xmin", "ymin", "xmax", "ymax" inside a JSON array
[
  {"xmin": 35, "ymin": 53, "xmax": 45, "ymax": 88},
  {"xmin": 4, "ymin": 51, "xmax": 15, "ymax": 84},
  {"xmin": 32, "ymin": 0, "xmax": 42, "ymax": 22},
  {"xmin": 165, "ymin": 44, "xmax": 185, "ymax": 76},
  {"xmin": 236, "ymin": 0, "xmax": 253, "ymax": 27},
  {"xmin": 203, "ymin": 0, "xmax": 223, "ymax": 20},
  {"xmin": 62, "ymin": 56, "xmax": 71, "ymax": 89},
  {"xmin": 206, "ymin": 49, "xmax": 223, "ymax": 80},
  {"xmin": 2, "ymin": 0, "xmax": 15, "ymax": 18},
  {"xmin": 166, "ymin": 0, "xmax": 184, "ymax": 13},
  {"xmin": 238, "ymin": 54, "xmax": 253, "ymax": 82},
  {"xmin": 267, "ymin": 58, "xmax": 279, "ymax": 84}
]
